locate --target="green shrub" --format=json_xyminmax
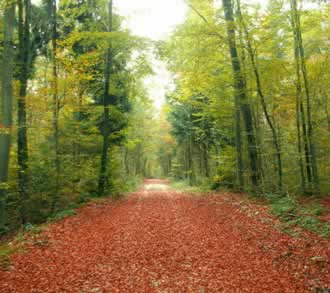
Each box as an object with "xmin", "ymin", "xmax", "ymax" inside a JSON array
[
  {"xmin": 321, "ymin": 223, "xmax": 330, "ymax": 238},
  {"xmin": 308, "ymin": 203, "xmax": 325, "ymax": 216},
  {"xmin": 288, "ymin": 216, "xmax": 321, "ymax": 233},
  {"xmin": 49, "ymin": 209, "xmax": 77, "ymax": 221},
  {"xmin": 270, "ymin": 197, "xmax": 297, "ymax": 220}
]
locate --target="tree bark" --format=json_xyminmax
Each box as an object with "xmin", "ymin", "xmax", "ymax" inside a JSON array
[
  {"xmin": 98, "ymin": 0, "xmax": 113, "ymax": 195},
  {"xmin": 291, "ymin": 12, "xmax": 306, "ymax": 193},
  {"xmin": 234, "ymin": 97, "xmax": 244, "ymax": 189},
  {"xmin": 51, "ymin": 0, "xmax": 60, "ymax": 212},
  {"xmin": 236, "ymin": 0, "xmax": 283, "ymax": 192},
  {"xmin": 0, "ymin": 3, "xmax": 15, "ymax": 231},
  {"xmin": 291, "ymin": 0, "xmax": 319, "ymax": 193},
  {"xmin": 17, "ymin": 0, "xmax": 31, "ymax": 223},
  {"xmin": 222, "ymin": 0, "xmax": 259, "ymax": 189}
]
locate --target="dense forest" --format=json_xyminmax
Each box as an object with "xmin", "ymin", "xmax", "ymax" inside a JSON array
[
  {"xmin": 0, "ymin": 0, "xmax": 329, "ymax": 235},
  {"xmin": 160, "ymin": 0, "xmax": 329, "ymax": 194},
  {"xmin": 0, "ymin": 0, "xmax": 161, "ymax": 232}
]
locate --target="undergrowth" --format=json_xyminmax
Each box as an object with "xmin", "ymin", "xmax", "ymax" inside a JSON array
[{"xmin": 266, "ymin": 194, "xmax": 330, "ymax": 238}]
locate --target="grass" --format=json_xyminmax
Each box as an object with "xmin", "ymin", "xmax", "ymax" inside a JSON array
[
  {"xmin": 48, "ymin": 209, "xmax": 77, "ymax": 222},
  {"xmin": 170, "ymin": 179, "xmax": 215, "ymax": 194},
  {"xmin": 268, "ymin": 195, "xmax": 330, "ymax": 237}
]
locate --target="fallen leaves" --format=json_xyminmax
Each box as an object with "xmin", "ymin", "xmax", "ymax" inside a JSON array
[{"xmin": 0, "ymin": 180, "xmax": 329, "ymax": 292}]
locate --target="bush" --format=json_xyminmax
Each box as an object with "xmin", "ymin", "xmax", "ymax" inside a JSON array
[
  {"xmin": 270, "ymin": 197, "xmax": 297, "ymax": 220},
  {"xmin": 321, "ymin": 223, "xmax": 330, "ymax": 238},
  {"xmin": 269, "ymin": 195, "xmax": 328, "ymax": 236},
  {"xmin": 49, "ymin": 209, "xmax": 77, "ymax": 222}
]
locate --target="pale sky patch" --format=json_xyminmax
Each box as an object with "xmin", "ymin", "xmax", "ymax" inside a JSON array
[
  {"xmin": 115, "ymin": 0, "xmax": 187, "ymax": 40},
  {"xmin": 115, "ymin": 0, "xmax": 187, "ymax": 111}
]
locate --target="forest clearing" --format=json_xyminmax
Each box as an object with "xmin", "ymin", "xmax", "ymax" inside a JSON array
[{"xmin": 0, "ymin": 0, "xmax": 329, "ymax": 291}]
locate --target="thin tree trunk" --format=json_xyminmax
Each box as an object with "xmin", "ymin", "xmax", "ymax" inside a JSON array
[
  {"xmin": 222, "ymin": 0, "xmax": 259, "ymax": 189},
  {"xmin": 51, "ymin": 0, "xmax": 60, "ymax": 212},
  {"xmin": 98, "ymin": 1, "xmax": 113, "ymax": 195},
  {"xmin": 203, "ymin": 143, "xmax": 210, "ymax": 178},
  {"xmin": 17, "ymin": 0, "xmax": 31, "ymax": 223},
  {"xmin": 188, "ymin": 135, "xmax": 194, "ymax": 186},
  {"xmin": 0, "ymin": 3, "xmax": 15, "ymax": 231},
  {"xmin": 234, "ymin": 9, "xmax": 245, "ymax": 191},
  {"xmin": 290, "ymin": 0, "xmax": 318, "ymax": 193},
  {"xmin": 291, "ymin": 18, "xmax": 306, "ymax": 192},
  {"xmin": 72, "ymin": 89, "xmax": 83, "ymax": 193},
  {"xmin": 291, "ymin": 0, "xmax": 319, "ymax": 193},
  {"xmin": 236, "ymin": 0, "xmax": 283, "ymax": 192},
  {"xmin": 234, "ymin": 98, "xmax": 244, "ymax": 189}
]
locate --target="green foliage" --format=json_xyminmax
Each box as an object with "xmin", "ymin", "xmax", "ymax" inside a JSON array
[
  {"xmin": 270, "ymin": 197, "xmax": 297, "ymax": 221},
  {"xmin": 0, "ymin": 245, "xmax": 12, "ymax": 271},
  {"xmin": 0, "ymin": 0, "xmax": 154, "ymax": 234},
  {"xmin": 287, "ymin": 216, "xmax": 321, "ymax": 233},
  {"xmin": 269, "ymin": 195, "xmax": 329, "ymax": 237},
  {"xmin": 49, "ymin": 209, "xmax": 77, "ymax": 221},
  {"xmin": 307, "ymin": 203, "xmax": 326, "ymax": 217},
  {"xmin": 160, "ymin": 0, "xmax": 330, "ymax": 196},
  {"xmin": 321, "ymin": 223, "xmax": 330, "ymax": 238}
]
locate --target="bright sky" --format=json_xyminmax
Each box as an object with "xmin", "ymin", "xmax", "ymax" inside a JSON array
[
  {"xmin": 115, "ymin": 0, "xmax": 187, "ymax": 110},
  {"xmin": 116, "ymin": 0, "xmax": 187, "ymax": 40}
]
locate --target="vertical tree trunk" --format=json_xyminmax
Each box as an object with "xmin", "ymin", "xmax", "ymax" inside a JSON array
[
  {"xmin": 236, "ymin": 0, "xmax": 283, "ymax": 192},
  {"xmin": 222, "ymin": 0, "xmax": 259, "ymax": 189},
  {"xmin": 17, "ymin": 0, "xmax": 31, "ymax": 223},
  {"xmin": 0, "ymin": 3, "xmax": 15, "ymax": 231},
  {"xmin": 187, "ymin": 135, "xmax": 194, "ymax": 186},
  {"xmin": 72, "ymin": 89, "xmax": 83, "ymax": 193},
  {"xmin": 203, "ymin": 143, "xmax": 209, "ymax": 178},
  {"xmin": 234, "ymin": 2, "xmax": 246, "ymax": 190},
  {"xmin": 98, "ymin": 0, "xmax": 113, "ymax": 195},
  {"xmin": 51, "ymin": 0, "xmax": 60, "ymax": 211},
  {"xmin": 291, "ymin": 16, "xmax": 306, "ymax": 192},
  {"xmin": 234, "ymin": 96, "xmax": 244, "ymax": 189},
  {"xmin": 291, "ymin": 17, "xmax": 312, "ymax": 190},
  {"xmin": 291, "ymin": 0, "xmax": 319, "ymax": 193}
]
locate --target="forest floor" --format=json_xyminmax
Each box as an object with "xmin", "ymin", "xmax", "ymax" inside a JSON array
[{"xmin": 0, "ymin": 179, "xmax": 329, "ymax": 292}]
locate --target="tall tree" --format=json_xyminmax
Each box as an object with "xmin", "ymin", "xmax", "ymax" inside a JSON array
[
  {"xmin": 222, "ymin": 0, "xmax": 259, "ymax": 189},
  {"xmin": 51, "ymin": 0, "xmax": 60, "ymax": 211},
  {"xmin": 290, "ymin": 0, "xmax": 319, "ymax": 193},
  {"xmin": 0, "ymin": 1, "xmax": 15, "ymax": 231},
  {"xmin": 17, "ymin": 0, "xmax": 31, "ymax": 223},
  {"xmin": 236, "ymin": 0, "xmax": 283, "ymax": 192},
  {"xmin": 98, "ymin": 0, "xmax": 113, "ymax": 195}
]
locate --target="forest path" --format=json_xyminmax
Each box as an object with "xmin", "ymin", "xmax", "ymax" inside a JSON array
[{"xmin": 0, "ymin": 180, "xmax": 329, "ymax": 292}]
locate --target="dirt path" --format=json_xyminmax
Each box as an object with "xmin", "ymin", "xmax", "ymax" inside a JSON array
[{"xmin": 1, "ymin": 179, "xmax": 329, "ymax": 292}]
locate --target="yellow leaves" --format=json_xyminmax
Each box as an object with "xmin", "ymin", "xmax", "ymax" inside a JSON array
[
  {"xmin": 60, "ymin": 31, "xmax": 131, "ymax": 52},
  {"xmin": 0, "ymin": 126, "xmax": 12, "ymax": 135}
]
